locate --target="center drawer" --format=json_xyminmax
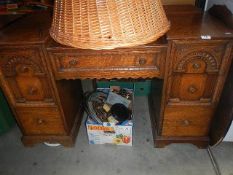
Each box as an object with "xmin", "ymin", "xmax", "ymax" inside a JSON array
[{"xmin": 48, "ymin": 48, "xmax": 166, "ymax": 79}]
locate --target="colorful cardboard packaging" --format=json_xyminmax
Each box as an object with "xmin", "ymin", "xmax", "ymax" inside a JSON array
[{"xmin": 86, "ymin": 88, "xmax": 133, "ymax": 146}]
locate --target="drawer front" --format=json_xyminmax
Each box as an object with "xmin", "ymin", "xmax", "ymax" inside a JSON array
[
  {"xmin": 171, "ymin": 40, "xmax": 229, "ymax": 73},
  {"xmin": 16, "ymin": 107, "xmax": 66, "ymax": 135},
  {"xmin": 162, "ymin": 106, "xmax": 214, "ymax": 137},
  {"xmin": 0, "ymin": 48, "xmax": 54, "ymax": 104},
  {"xmin": 167, "ymin": 40, "xmax": 232, "ymax": 105},
  {"xmin": 49, "ymin": 48, "xmax": 166, "ymax": 79},
  {"xmin": 169, "ymin": 73, "xmax": 218, "ymax": 103}
]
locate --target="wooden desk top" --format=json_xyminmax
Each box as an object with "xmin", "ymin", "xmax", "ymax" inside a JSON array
[
  {"xmin": 0, "ymin": 15, "xmax": 23, "ymax": 29},
  {"xmin": 0, "ymin": 12, "xmax": 51, "ymax": 45},
  {"xmin": 165, "ymin": 6, "xmax": 233, "ymax": 40},
  {"xmin": 0, "ymin": 5, "xmax": 233, "ymax": 46}
]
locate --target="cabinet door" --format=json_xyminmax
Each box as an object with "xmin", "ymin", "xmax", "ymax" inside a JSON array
[
  {"xmin": 167, "ymin": 40, "xmax": 232, "ymax": 105},
  {"xmin": 0, "ymin": 47, "xmax": 54, "ymax": 105}
]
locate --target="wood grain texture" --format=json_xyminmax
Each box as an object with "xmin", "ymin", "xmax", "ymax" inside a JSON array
[
  {"xmin": 165, "ymin": 40, "xmax": 232, "ymax": 105},
  {"xmin": 162, "ymin": 105, "xmax": 214, "ymax": 136},
  {"xmin": 0, "ymin": 6, "xmax": 233, "ymax": 148},
  {"xmin": 0, "ymin": 15, "xmax": 23, "ymax": 29},
  {"xmin": 0, "ymin": 46, "xmax": 55, "ymax": 105},
  {"xmin": 0, "ymin": 12, "xmax": 84, "ymax": 147},
  {"xmin": 148, "ymin": 6, "xmax": 233, "ymax": 148},
  {"xmin": 165, "ymin": 5, "xmax": 233, "ymax": 40},
  {"xmin": 21, "ymin": 106, "xmax": 84, "ymax": 147},
  {"xmin": 0, "ymin": 12, "xmax": 51, "ymax": 45},
  {"xmin": 47, "ymin": 39, "xmax": 167, "ymax": 80},
  {"xmin": 15, "ymin": 106, "xmax": 66, "ymax": 135},
  {"xmin": 55, "ymin": 80, "xmax": 83, "ymax": 134}
]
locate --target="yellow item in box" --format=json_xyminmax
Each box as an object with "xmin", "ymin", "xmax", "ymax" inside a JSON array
[
  {"xmin": 103, "ymin": 104, "xmax": 111, "ymax": 112},
  {"xmin": 86, "ymin": 88, "xmax": 133, "ymax": 146}
]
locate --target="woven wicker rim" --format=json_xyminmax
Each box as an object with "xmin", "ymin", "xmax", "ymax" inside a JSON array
[{"xmin": 50, "ymin": 0, "xmax": 170, "ymax": 50}]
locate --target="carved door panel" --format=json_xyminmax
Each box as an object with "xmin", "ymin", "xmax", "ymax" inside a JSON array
[
  {"xmin": 15, "ymin": 65, "xmax": 45, "ymax": 101},
  {"xmin": 0, "ymin": 48, "xmax": 54, "ymax": 105},
  {"xmin": 178, "ymin": 74, "xmax": 207, "ymax": 101},
  {"xmin": 167, "ymin": 40, "xmax": 232, "ymax": 105},
  {"xmin": 169, "ymin": 73, "xmax": 217, "ymax": 103}
]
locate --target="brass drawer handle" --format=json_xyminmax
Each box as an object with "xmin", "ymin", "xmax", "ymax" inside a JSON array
[
  {"xmin": 20, "ymin": 66, "xmax": 30, "ymax": 73},
  {"xmin": 192, "ymin": 63, "xmax": 201, "ymax": 70},
  {"xmin": 69, "ymin": 59, "xmax": 78, "ymax": 66},
  {"xmin": 182, "ymin": 120, "xmax": 190, "ymax": 126},
  {"xmin": 37, "ymin": 118, "xmax": 45, "ymax": 125},
  {"xmin": 28, "ymin": 87, "xmax": 38, "ymax": 95},
  {"xmin": 17, "ymin": 98, "xmax": 26, "ymax": 103},
  {"xmin": 188, "ymin": 85, "xmax": 198, "ymax": 94},
  {"xmin": 138, "ymin": 57, "xmax": 146, "ymax": 65}
]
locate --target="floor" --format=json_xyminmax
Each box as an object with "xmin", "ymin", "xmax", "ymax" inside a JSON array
[{"xmin": 0, "ymin": 96, "xmax": 233, "ymax": 175}]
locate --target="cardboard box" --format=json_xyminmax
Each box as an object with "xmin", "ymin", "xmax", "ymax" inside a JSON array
[
  {"xmin": 86, "ymin": 118, "xmax": 133, "ymax": 146},
  {"xmin": 86, "ymin": 88, "xmax": 133, "ymax": 146}
]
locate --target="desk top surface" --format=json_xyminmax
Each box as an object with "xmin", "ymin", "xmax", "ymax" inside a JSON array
[
  {"xmin": 165, "ymin": 6, "xmax": 233, "ymax": 40},
  {"xmin": 0, "ymin": 5, "xmax": 233, "ymax": 46}
]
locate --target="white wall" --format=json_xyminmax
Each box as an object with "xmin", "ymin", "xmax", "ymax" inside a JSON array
[{"xmin": 205, "ymin": 0, "xmax": 233, "ymax": 12}]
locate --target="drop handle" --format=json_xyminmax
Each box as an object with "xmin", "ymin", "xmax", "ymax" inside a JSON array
[
  {"xmin": 188, "ymin": 85, "xmax": 198, "ymax": 94},
  {"xmin": 37, "ymin": 118, "xmax": 45, "ymax": 125},
  {"xmin": 28, "ymin": 87, "xmax": 38, "ymax": 95},
  {"xmin": 182, "ymin": 120, "xmax": 190, "ymax": 126},
  {"xmin": 17, "ymin": 98, "xmax": 26, "ymax": 103},
  {"xmin": 69, "ymin": 59, "xmax": 78, "ymax": 66},
  {"xmin": 20, "ymin": 66, "xmax": 30, "ymax": 73},
  {"xmin": 138, "ymin": 57, "xmax": 146, "ymax": 65},
  {"xmin": 192, "ymin": 63, "xmax": 201, "ymax": 70}
]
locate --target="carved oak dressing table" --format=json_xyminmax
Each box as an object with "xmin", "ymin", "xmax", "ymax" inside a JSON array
[{"xmin": 0, "ymin": 5, "xmax": 233, "ymax": 148}]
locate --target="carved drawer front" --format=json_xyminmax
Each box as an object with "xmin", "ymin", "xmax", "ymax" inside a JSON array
[
  {"xmin": 169, "ymin": 73, "xmax": 216, "ymax": 103},
  {"xmin": 162, "ymin": 106, "xmax": 214, "ymax": 137},
  {"xmin": 171, "ymin": 41, "xmax": 229, "ymax": 72},
  {"xmin": 49, "ymin": 48, "xmax": 166, "ymax": 79},
  {"xmin": 16, "ymin": 107, "xmax": 66, "ymax": 135},
  {"xmin": 0, "ymin": 49, "xmax": 54, "ymax": 104},
  {"xmin": 168, "ymin": 40, "xmax": 232, "ymax": 104}
]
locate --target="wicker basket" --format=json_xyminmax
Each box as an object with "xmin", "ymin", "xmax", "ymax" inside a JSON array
[{"xmin": 50, "ymin": 0, "xmax": 170, "ymax": 50}]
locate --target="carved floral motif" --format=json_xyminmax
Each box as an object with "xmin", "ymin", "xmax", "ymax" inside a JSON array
[
  {"xmin": 175, "ymin": 51, "xmax": 218, "ymax": 72},
  {"xmin": 2, "ymin": 56, "xmax": 43, "ymax": 77}
]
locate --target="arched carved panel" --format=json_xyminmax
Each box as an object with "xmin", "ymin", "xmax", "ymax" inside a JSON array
[
  {"xmin": 1, "ymin": 56, "xmax": 43, "ymax": 77},
  {"xmin": 175, "ymin": 51, "xmax": 218, "ymax": 73},
  {"xmin": 0, "ymin": 53, "xmax": 54, "ymax": 104},
  {"xmin": 167, "ymin": 40, "xmax": 230, "ymax": 105}
]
